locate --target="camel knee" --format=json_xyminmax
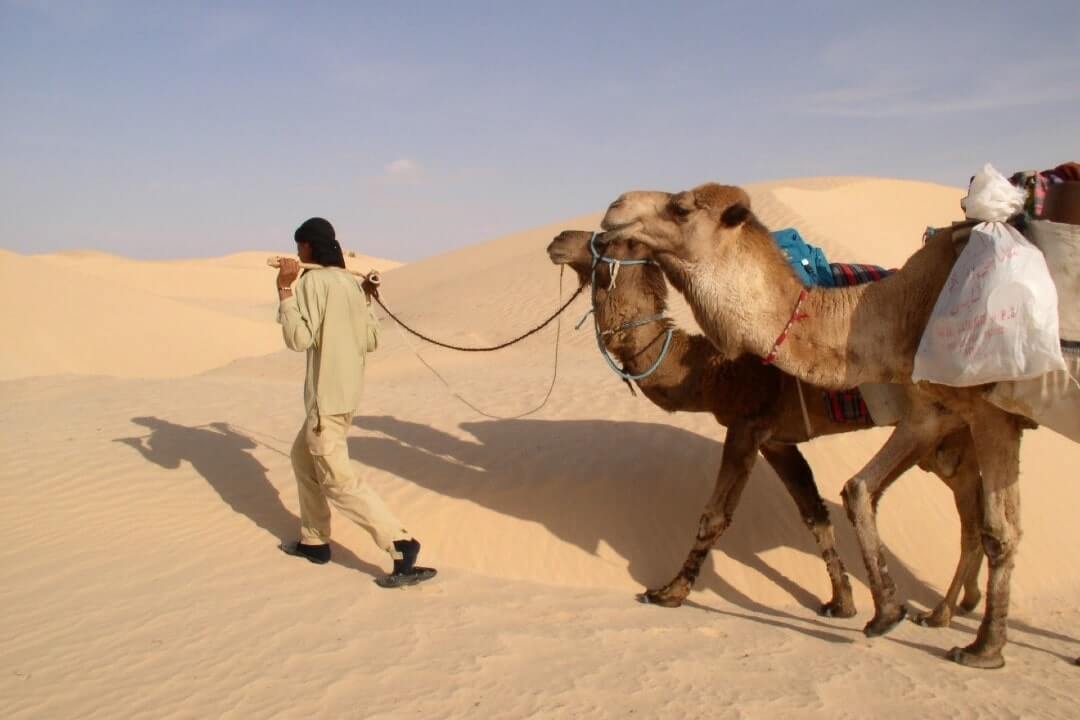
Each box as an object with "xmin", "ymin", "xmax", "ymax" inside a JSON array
[
  {"xmin": 696, "ymin": 512, "xmax": 732, "ymax": 541},
  {"xmin": 980, "ymin": 529, "xmax": 1020, "ymax": 565},
  {"xmin": 799, "ymin": 496, "xmax": 831, "ymax": 529}
]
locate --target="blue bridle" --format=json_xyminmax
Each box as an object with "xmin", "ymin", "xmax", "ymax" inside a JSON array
[{"xmin": 577, "ymin": 232, "xmax": 675, "ymax": 382}]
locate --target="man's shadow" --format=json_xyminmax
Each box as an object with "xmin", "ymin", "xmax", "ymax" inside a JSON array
[
  {"xmin": 115, "ymin": 416, "xmax": 382, "ymax": 577},
  {"xmin": 351, "ymin": 414, "xmax": 944, "ymax": 615}
]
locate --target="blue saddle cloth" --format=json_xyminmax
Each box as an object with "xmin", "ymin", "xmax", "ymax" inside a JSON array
[{"xmin": 771, "ymin": 228, "xmax": 836, "ymax": 288}]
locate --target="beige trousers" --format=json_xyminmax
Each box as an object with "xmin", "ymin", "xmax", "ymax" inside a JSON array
[{"xmin": 291, "ymin": 412, "xmax": 409, "ymax": 558}]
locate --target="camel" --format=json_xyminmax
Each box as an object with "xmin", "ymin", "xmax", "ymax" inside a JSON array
[
  {"xmin": 546, "ymin": 229, "xmax": 984, "ymax": 627},
  {"xmin": 600, "ymin": 183, "xmax": 1042, "ymax": 669}
]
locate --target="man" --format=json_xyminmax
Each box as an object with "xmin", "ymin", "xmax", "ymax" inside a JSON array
[{"xmin": 276, "ymin": 217, "xmax": 435, "ymax": 588}]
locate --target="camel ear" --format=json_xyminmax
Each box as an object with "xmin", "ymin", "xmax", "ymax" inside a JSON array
[{"xmin": 720, "ymin": 203, "xmax": 751, "ymax": 228}]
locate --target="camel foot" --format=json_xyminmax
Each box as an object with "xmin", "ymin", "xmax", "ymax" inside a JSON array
[
  {"xmin": 910, "ymin": 605, "xmax": 951, "ymax": 628},
  {"xmin": 863, "ymin": 605, "xmax": 907, "ymax": 637},
  {"xmin": 945, "ymin": 645, "xmax": 1005, "ymax": 670},
  {"xmin": 636, "ymin": 589, "xmax": 686, "ymax": 608},
  {"xmin": 818, "ymin": 598, "xmax": 857, "ymax": 619}
]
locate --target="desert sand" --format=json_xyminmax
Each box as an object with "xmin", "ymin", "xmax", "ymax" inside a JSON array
[{"xmin": 3, "ymin": 178, "xmax": 1079, "ymax": 719}]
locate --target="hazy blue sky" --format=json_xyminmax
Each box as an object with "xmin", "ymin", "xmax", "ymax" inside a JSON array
[{"xmin": 2, "ymin": 1, "xmax": 1078, "ymax": 260}]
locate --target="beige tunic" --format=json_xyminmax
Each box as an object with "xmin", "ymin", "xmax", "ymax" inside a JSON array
[{"xmin": 278, "ymin": 267, "xmax": 379, "ymax": 421}]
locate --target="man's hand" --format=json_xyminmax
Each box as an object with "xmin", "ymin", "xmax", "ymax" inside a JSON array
[
  {"xmin": 361, "ymin": 278, "xmax": 380, "ymax": 301},
  {"xmin": 277, "ymin": 258, "xmax": 301, "ymax": 289}
]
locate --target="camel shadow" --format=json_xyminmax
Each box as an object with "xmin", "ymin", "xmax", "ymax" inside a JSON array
[
  {"xmin": 114, "ymin": 416, "xmax": 382, "ymax": 577},
  {"xmin": 681, "ymin": 583, "xmax": 859, "ymax": 646},
  {"xmin": 351, "ymin": 415, "xmax": 943, "ymax": 614}
]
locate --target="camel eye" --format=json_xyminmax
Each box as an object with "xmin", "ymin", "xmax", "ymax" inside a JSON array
[{"xmin": 669, "ymin": 195, "xmax": 693, "ymax": 219}]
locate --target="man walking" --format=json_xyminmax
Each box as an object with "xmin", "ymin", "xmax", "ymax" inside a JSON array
[{"xmin": 276, "ymin": 217, "xmax": 435, "ymax": 588}]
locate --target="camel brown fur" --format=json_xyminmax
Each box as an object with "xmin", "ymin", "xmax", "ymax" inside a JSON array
[
  {"xmin": 601, "ymin": 185, "xmax": 1037, "ymax": 669},
  {"xmin": 546, "ymin": 230, "xmax": 984, "ymax": 626}
]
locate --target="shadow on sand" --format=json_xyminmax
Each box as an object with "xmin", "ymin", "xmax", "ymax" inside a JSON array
[
  {"xmin": 114, "ymin": 416, "xmax": 382, "ymax": 578},
  {"xmin": 350, "ymin": 415, "xmax": 945, "ymax": 614}
]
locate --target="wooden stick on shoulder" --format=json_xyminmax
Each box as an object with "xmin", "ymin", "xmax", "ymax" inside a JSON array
[{"xmin": 266, "ymin": 256, "xmax": 380, "ymax": 285}]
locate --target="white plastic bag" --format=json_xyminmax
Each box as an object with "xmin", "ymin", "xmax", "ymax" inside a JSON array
[
  {"xmin": 912, "ymin": 221, "xmax": 1066, "ymax": 386},
  {"xmin": 961, "ymin": 163, "xmax": 1026, "ymax": 222}
]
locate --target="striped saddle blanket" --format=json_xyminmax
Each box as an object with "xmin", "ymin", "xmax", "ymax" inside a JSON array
[{"xmin": 823, "ymin": 263, "xmax": 894, "ymax": 424}]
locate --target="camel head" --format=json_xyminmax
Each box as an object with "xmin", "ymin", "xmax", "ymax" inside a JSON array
[
  {"xmin": 546, "ymin": 230, "xmax": 597, "ymax": 286},
  {"xmin": 601, "ymin": 183, "xmax": 756, "ymax": 264},
  {"xmin": 546, "ymin": 230, "xmax": 666, "ymax": 297}
]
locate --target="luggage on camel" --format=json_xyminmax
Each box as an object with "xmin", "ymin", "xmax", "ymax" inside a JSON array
[
  {"xmin": 953, "ymin": 160, "xmax": 1080, "ymax": 441},
  {"xmin": 1009, "ymin": 162, "xmax": 1080, "ymax": 220},
  {"xmin": 987, "ymin": 215, "xmax": 1080, "ymax": 443},
  {"xmin": 913, "ymin": 164, "xmax": 1066, "ymax": 386}
]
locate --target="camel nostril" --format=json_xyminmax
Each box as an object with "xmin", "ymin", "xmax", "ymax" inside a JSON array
[{"xmin": 608, "ymin": 198, "xmax": 625, "ymax": 211}]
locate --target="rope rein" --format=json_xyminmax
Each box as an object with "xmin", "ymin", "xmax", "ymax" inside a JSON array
[{"xmin": 371, "ymin": 285, "xmax": 583, "ymax": 352}]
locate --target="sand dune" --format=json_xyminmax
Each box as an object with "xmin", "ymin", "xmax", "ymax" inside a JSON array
[
  {"xmin": 4, "ymin": 178, "xmax": 1079, "ymax": 718},
  {"xmin": 0, "ymin": 250, "xmax": 399, "ymax": 380}
]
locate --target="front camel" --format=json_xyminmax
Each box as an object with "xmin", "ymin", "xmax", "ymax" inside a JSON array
[{"xmin": 601, "ymin": 183, "xmax": 1043, "ymax": 669}]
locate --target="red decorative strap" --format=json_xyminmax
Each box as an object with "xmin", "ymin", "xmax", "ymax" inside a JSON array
[{"xmin": 762, "ymin": 289, "xmax": 810, "ymax": 365}]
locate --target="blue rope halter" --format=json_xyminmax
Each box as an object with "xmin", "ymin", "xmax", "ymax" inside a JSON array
[{"xmin": 578, "ymin": 232, "xmax": 675, "ymax": 382}]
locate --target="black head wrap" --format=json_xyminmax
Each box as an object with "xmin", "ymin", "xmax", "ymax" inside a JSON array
[{"xmin": 294, "ymin": 217, "xmax": 346, "ymax": 268}]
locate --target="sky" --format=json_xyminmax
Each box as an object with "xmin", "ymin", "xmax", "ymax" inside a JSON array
[{"xmin": 2, "ymin": 0, "xmax": 1078, "ymax": 261}]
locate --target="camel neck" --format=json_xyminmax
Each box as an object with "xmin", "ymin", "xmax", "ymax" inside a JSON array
[{"xmin": 659, "ymin": 228, "xmax": 957, "ymax": 390}]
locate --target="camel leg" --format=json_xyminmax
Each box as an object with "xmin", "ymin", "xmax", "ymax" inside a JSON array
[
  {"xmin": 639, "ymin": 423, "xmax": 765, "ymax": 607},
  {"xmin": 959, "ymin": 562, "xmax": 984, "ymax": 614},
  {"xmin": 946, "ymin": 408, "xmax": 1023, "ymax": 670},
  {"xmin": 912, "ymin": 432, "xmax": 985, "ymax": 627},
  {"xmin": 759, "ymin": 443, "xmax": 856, "ymax": 618},
  {"xmin": 841, "ymin": 423, "xmax": 933, "ymax": 637}
]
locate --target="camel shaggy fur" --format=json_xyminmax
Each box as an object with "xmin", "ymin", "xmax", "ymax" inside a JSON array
[
  {"xmin": 601, "ymin": 184, "xmax": 1039, "ymax": 669},
  {"xmin": 547, "ymin": 229, "xmax": 984, "ymax": 627}
]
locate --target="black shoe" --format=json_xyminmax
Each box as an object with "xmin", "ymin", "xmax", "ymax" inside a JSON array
[
  {"xmin": 375, "ymin": 567, "xmax": 437, "ymax": 588},
  {"xmin": 279, "ymin": 541, "xmax": 331, "ymax": 565},
  {"xmin": 392, "ymin": 539, "xmax": 421, "ymax": 574},
  {"xmin": 375, "ymin": 539, "xmax": 437, "ymax": 588}
]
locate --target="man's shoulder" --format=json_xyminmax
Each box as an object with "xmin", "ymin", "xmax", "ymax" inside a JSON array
[
  {"xmin": 297, "ymin": 266, "xmax": 340, "ymax": 287},
  {"xmin": 300, "ymin": 267, "xmax": 361, "ymax": 296}
]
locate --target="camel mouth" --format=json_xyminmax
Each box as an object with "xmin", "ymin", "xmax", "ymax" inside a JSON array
[
  {"xmin": 546, "ymin": 244, "xmax": 574, "ymax": 265},
  {"xmin": 546, "ymin": 241, "xmax": 592, "ymax": 271}
]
